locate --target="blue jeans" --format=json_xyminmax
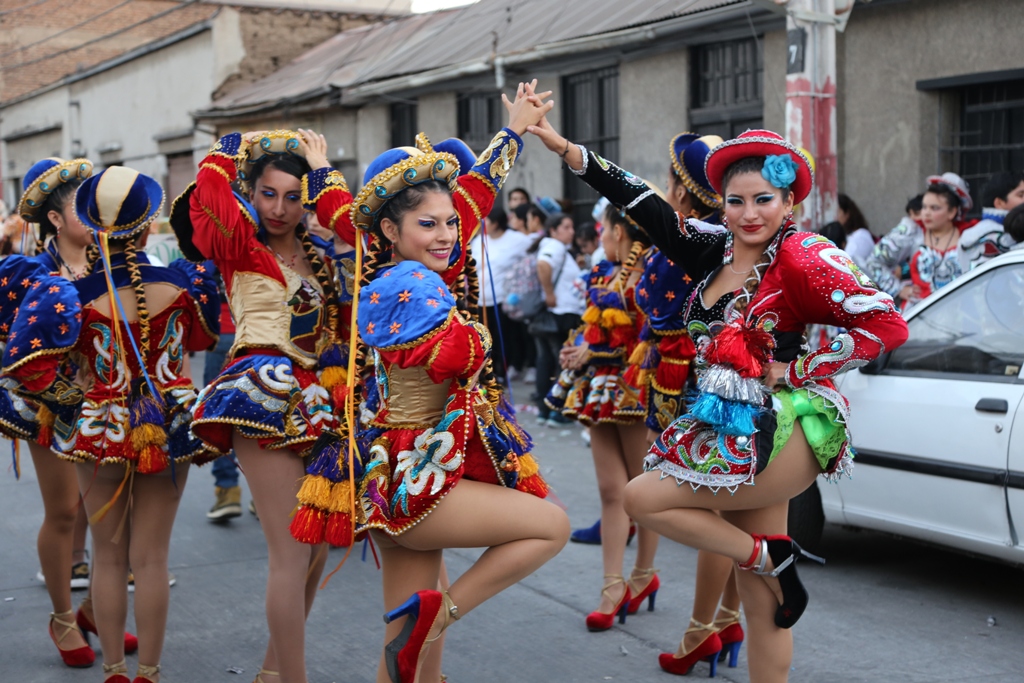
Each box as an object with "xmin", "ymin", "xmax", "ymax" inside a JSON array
[{"xmin": 204, "ymin": 333, "xmax": 239, "ymax": 489}]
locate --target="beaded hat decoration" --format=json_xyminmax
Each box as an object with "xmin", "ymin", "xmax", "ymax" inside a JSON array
[
  {"xmin": 74, "ymin": 166, "xmax": 164, "ymax": 240},
  {"xmin": 236, "ymin": 130, "xmax": 304, "ymax": 193},
  {"xmin": 926, "ymin": 171, "xmax": 973, "ymax": 215},
  {"xmin": 18, "ymin": 157, "xmax": 93, "ymax": 222},
  {"xmin": 169, "ymin": 181, "xmax": 259, "ymax": 262},
  {"xmin": 350, "ymin": 136, "xmax": 460, "ymax": 232},
  {"xmin": 704, "ymin": 130, "xmax": 814, "ymax": 206},
  {"xmin": 669, "ymin": 133, "xmax": 724, "ymax": 209}
]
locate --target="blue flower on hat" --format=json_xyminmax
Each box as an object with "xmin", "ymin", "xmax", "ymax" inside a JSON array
[{"xmin": 762, "ymin": 154, "xmax": 799, "ymax": 189}]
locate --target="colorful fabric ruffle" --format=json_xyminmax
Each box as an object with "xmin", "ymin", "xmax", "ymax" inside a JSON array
[{"xmin": 191, "ymin": 353, "xmax": 335, "ymax": 455}]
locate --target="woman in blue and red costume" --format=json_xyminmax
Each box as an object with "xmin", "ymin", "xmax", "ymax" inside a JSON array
[
  {"xmin": 175, "ymin": 128, "xmax": 354, "ymax": 683},
  {"xmin": 0, "ymin": 157, "xmax": 140, "ymax": 669},
  {"xmin": 529, "ymin": 115, "xmax": 908, "ymax": 683},
  {"xmin": 640, "ymin": 134, "xmax": 752, "ymax": 675},
  {"xmin": 353, "ymin": 82, "xmax": 569, "ymax": 683},
  {"xmin": 544, "ymin": 200, "xmax": 660, "ymax": 632},
  {"xmin": 2, "ymin": 166, "xmax": 220, "ymax": 683}
]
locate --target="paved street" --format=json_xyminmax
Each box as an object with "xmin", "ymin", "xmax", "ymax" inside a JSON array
[{"xmin": 1, "ymin": 381, "xmax": 1023, "ymax": 683}]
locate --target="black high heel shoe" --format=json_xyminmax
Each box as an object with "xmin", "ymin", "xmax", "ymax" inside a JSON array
[{"xmin": 740, "ymin": 534, "xmax": 824, "ymax": 629}]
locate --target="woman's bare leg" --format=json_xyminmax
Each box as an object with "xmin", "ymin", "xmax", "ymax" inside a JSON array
[
  {"xmin": 259, "ymin": 543, "xmax": 329, "ymax": 680},
  {"xmin": 29, "ymin": 443, "xmax": 88, "ymax": 649},
  {"xmin": 375, "ymin": 535, "xmax": 443, "ymax": 683},
  {"xmin": 76, "ymin": 463, "xmax": 132, "ymax": 671},
  {"xmin": 233, "ymin": 432, "xmax": 313, "ymax": 683},
  {"xmin": 621, "ymin": 424, "xmax": 658, "ymax": 593},
  {"xmin": 624, "ymin": 425, "xmax": 820, "ymax": 683},
  {"xmin": 589, "ymin": 423, "xmax": 631, "ymax": 612},
  {"xmin": 674, "ymin": 548, "xmax": 736, "ymax": 654},
  {"xmin": 722, "ymin": 504, "xmax": 791, "ymax": 683},
  {"xmin": 127, "ymin": 463, "xmax": 190, "ymax": 681},
  {"xmin": 376, "ymin": 481, "xmax": 569, "ymax": 682}
]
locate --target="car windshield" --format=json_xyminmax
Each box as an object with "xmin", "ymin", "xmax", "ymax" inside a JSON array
[{"xmin": 887, "ymin": 261, "xmax": 1024, "ymax": 377}]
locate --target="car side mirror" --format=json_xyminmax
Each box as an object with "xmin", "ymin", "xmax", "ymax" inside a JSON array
[{"xmin": 859, "ymin": 351, "xmax": 890, "ymax": 375}]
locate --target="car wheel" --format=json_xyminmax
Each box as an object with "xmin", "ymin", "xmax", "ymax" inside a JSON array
[{"xmin": 787, "ymin": 483, "xmax": 824, "ymax": 553}]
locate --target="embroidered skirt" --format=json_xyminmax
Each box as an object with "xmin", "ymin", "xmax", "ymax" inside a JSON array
[
  {"xmin": 550, "ymin": 365, "xmax": 645, "ymax": 426},
  {"xmin": 191, "ymin": 353, "xmax": 334, "ymax": 455},
  {"xmin": 57, "ymin": 380, "xmax": 213, "ymax": 471},
  {"xmin": 645, "ymin": 386, "xmax": 851, "ymax": 493}
]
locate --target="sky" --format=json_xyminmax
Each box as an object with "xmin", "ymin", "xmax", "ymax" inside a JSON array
[{"xmin": 411, "ymin": 0, "xmax": 479, "ymax": 12}]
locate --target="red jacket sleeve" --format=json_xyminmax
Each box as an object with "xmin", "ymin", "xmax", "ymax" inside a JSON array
[
  {"xmin": 778, "ymin": 236, "xmax": 909, "ymax": 387},
  {"xmin": 303, "ymin": 167, "xmax": 356, "ymax": 247},
  {"xmin": 189, "ymin": 134, "xmax": 282, "ymax": 289}
]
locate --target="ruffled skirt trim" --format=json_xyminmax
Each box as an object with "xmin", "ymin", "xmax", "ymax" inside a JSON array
[
  {"xmin": 644, "ymin": 385, "xmax": 852, "ymax": 493},
  {"xmin": 551, "ymin": 366, "xmax": 645, "ymax": 425},
  {"xmin": 191, "ymin": 354, "xmax": 335, "ymax": 455},
  {"xmin": 55, "ymin": 382, "xmax": 216, "ymax": 471}
]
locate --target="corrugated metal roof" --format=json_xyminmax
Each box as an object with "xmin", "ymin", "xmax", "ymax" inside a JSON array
[{"xmin": 200, "ymin": 0, "xmax": 746, "ymax": 116}]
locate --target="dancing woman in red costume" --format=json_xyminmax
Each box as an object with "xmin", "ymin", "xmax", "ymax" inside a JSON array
[
  {"xmin": 353, "ymin": 82, "xmax": 568, "ymax": 683},
  {"xmin": 177, "ymin": 129, "xmax": 354, "ymax": 683},
  {"xmin": 3, "ymin": 167, "xmax": 221, "ymax": 683},
  {"xmin": 529, "ymin": 112, "xmax": 907, "ymax": 682},
  {"xmin": 0, "ymin": 158, "xmax": 138, "ymax": 669}
]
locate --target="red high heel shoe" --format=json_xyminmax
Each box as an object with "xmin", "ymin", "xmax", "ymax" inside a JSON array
[
  {"xmin": 49, "ymin": 610, "xmax": 95, "ymax": 668},
  {"xmin": 740, "ymin": 534, "xmax": 825, "ymax": 629},
  {"xmin": 383, "ymin": 590, "xmax": 458, "ymax": 683},
  {"xmin": 658, "ymin": 619, "xmax": 722, "ymax": 677},
  {"xmin": 713, "ymin": 607, "xmax": 744, "ymax": 668},
  {"xmin": 626, "ymin": 568, "xmax": 660, "ymax": 615},
  {"xmin": 103, "ymin": 659, "xmax": 131, "ymax": 683},
  {"xmin": 585, "ymin": 575, "xmax": 631, "ymax": 631},
  {"xmin": 77, "ymin": 597, "xmax": 139, "ymax": 654}
]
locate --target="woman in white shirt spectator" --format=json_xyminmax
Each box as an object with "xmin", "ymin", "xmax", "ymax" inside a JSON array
[
  {"xmin": 533, "ymin": 212, "xmax": 584, "ymax": 420},
  {"xmin": 838, "ymin": 193, "xmax": 874, "ymax": 268},
  {"xmin": 471, "ymin": 205, "xmax": 533, "ymax": 382}
]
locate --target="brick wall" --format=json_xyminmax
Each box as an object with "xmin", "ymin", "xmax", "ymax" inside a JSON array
[{"xmin": 212, "ymin": 8, "xmax": 372, "ymax": 100}]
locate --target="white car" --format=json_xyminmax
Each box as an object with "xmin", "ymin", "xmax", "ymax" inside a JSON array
[{"xmin": 790, "ymin": 249, "xmax": 1024, "ymax": 566}]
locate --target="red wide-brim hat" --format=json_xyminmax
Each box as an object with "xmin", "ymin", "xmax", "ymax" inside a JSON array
[{"xmin": 705, "ymin": 130, "xmax": 814, "ymax": 206}]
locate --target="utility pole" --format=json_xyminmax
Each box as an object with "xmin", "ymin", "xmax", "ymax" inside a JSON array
[{"xmin": 761, "ymin": 0, "xmax": 855, "ymax": 230}]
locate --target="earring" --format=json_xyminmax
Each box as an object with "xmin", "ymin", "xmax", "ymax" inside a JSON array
[{"xmin": 722, "ymin": 230, "xmax": 734, "ymax": 265}]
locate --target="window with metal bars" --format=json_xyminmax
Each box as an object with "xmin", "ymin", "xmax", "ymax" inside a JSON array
[
  {"xmin": 939, "ymin": 79, "xmax": 1024, "ymax": 215},
  {"xmin": 458, "ymin": 92, "xmax": 503, "ymax": 154},
  {"xmin": 391, "ymin": 101, "xmax": 418, "ymax": 148},
  {"xmin": 562, "ymin": 67, "xmax": 619, "ymax": 226},
  {"xmin": 690, "ymin": 37, "xmax": 763, "ymax": 139}
]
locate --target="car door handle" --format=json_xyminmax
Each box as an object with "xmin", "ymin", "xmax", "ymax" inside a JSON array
[{"xmin": 975, "ymin": 398, "xmax": 1009, "ymax": 414}]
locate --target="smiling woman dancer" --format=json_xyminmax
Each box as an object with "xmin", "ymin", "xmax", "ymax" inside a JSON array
[
  {"xmin": 178, "ymin": 128, "xmax": 353, "ymax": 683},
  {"xmin": 353, "ymin": 82, "xmax": 568, "ymax": 683},
  {"xmin": 3, "ymin": 166, "xmax": 220, "ymax": 683},
  {"xmin": 529, "ymin": 114, "xmax": 907, "ymax": 683}
]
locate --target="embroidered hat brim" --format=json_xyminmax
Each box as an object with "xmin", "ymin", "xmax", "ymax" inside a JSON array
[
  {"xmin": 236, "ymin": 130, "xmax": 304, "ymax": 193},
  {"xmin": 670, "ymin": 133, "xmax": 723, "ymax": 209},
  {"xmin": 705, "ymin": 130, "xmax": 814, "ymax": 206},
  {"xmin": 75, "ymin": 166, "xmax": 165, "ymax": 240},
  {"xmin": 18, "ymin": 158, "xmax": 94, "ymax": 222},
  {"xmin": 350, "ymin": 149, "xmax": 460, "ymax": 232}
]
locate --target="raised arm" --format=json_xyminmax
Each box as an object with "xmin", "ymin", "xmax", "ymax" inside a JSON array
[
  {"xmin": 297, "ymin": 128, "xmax": 357, "ymax": 249},
  {"xmin": 188, "ymin": 133, "xmax": 280, "ymax": 286},
  {"xmin": 526, "ymin": 113, "xmax": 726, "ymax": 278}
]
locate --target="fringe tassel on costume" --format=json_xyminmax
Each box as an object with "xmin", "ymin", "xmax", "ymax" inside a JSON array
[
  {"xmin": 689, "ymin": 392, "xmax": 760, "ymax": 437},
  {"xmin": 129, "ymin": 388, "xmax": 169, "ymax": 474},
  {"xmin": 35, "ymin": 404, "xmax": 55, "ymax": 447},
  {"xmin": 290, "ymin": 430, "xmax": 359, "ymax": 547}
]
